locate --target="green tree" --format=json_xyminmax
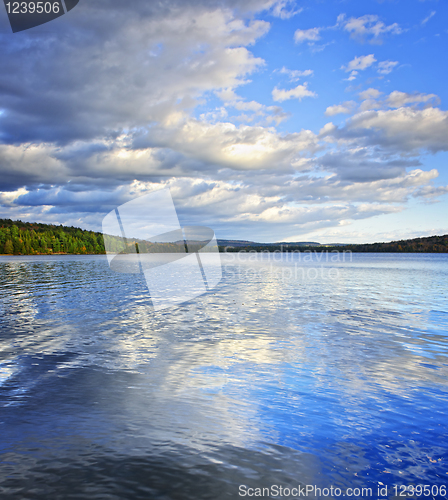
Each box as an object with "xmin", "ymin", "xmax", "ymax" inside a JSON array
[
  {"xmin": 13, "ymin": 237, "xmax": 24, "ymax": 255},
  {"xmin": 53, "ymin": 238, "xmax": 61, "ymax": 253},
  {"xmin": 3, "ymin": 240, "xmax": 13, "ymax": 254}
]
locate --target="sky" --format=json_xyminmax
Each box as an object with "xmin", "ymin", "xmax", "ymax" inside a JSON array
[{"xmin": 0, "ymin": 0, "xmax": 447, "ymax": 243}]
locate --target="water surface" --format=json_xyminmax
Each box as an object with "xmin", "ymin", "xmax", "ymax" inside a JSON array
[{"xmin": 0, "ymin": 253, "xmax": 447, "ymax": 499}]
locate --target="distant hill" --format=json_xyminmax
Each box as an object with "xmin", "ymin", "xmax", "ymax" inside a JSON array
[
  {"xmin": 220, "ymin": 234, "xmax": 448, "ymax": 253},
  {"xmin": 217, "ymin": 239, "xmax": 321, "ymax": 247},
  {"xmin": 0, "ymin": 218, "xmax": 447, "ymax": 254},
  {"xmin": 326, "ymin": 234, "xmax": 448, "ymax": 253}
]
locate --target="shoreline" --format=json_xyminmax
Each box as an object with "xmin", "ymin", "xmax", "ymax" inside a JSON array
[{"xmin": 1, "ymin": 250, "xmax": 448, "ymax": 256}]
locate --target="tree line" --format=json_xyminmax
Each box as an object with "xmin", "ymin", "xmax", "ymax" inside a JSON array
[
  {"xmin": 220, "ymin": 234, "xmax": 448, "ymax": 253},
  {"xmin": 1, "ymin": 218, "xmax": 447, "ymax": 255},
  {"xmin": 0, "ymin": 219, "xmax": 105, "ymax": 255},
  {"xmin": 0, "ymin": 219, "xmax": 205, "ymax": 255}
]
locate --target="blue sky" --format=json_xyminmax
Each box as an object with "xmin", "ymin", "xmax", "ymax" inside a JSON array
[{"xmin": 0, "ymin": 0, "xmax": 447, "ymax": 243}]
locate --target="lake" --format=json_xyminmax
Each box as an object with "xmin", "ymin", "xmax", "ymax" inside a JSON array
[{"xmin": 0, "ymin": 253, "xmax": 447, "ymax": 499}]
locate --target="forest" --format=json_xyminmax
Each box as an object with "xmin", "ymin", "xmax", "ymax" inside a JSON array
[
  {"xmin": 0, "ymin": 219, "xmax": 203, "ymax": 255},
  {"xmin": 0, "ymin": 219, "xmax": 105, "ymax": 255}
]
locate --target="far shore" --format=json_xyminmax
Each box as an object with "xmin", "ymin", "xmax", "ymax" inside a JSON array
[{"xmin": 1, "ymin": 249, "xmax": 448, "ymax": 257}]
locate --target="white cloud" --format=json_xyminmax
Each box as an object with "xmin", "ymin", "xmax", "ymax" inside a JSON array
[
  {"xmin": 136, "ymin": 119, "xmax": 320, "ymax": 171},
  {"xmin": 338, "ymin": 107, "xmax": 448, "ymax": 154},
  {"xmin": 319, "ymin": 88, "xmax": 448, "ymax": 157},
  {"xmin": 294, "ymin": 27, "xmax": 321, "ymax": 43},
  {"xmin": 422, "ymin": 11, "xmax": 436, "ymax": 24},
  {"xmin": 199, "ymin": 107, "xmax": 228, "ymax": 123},
  {"xmin": 377, "ymin": 60, "xmax": 399, "ymax": 74},
  {"xmin": 216, "ymin": 88, "xmax": 242, "ymax": 102},
  {"xmin": 335, "ymin": 13, "xmax": 347, "ymax": 27},
  {"xmin": 342, "ymin": 14, "xmax": 402, "ymax": 43},
  {"xmin": 344, "ymin": 54, "xmax": 377, "ymax": 72},
  {"xmin": 271, "ymin": 0, "xmax": 303, "ymax": 19},
  {"xmin": 414, "ymin": 185, "xmax": 448, "ymax": 199},
  {"xmin": 233, "ymin": 101, "xmax": 264, "ymax": 112},
  {"xmin": 216, "ymin": 89, "xmax": 288, "ymax": 124},
  {"xmin": 387, "ymin": 91, "xmax": 440, "ymax": 108},
  {"xmin": 309, "ymin": 41, "xmax": 335, "ymax": 54},
  {"xmin": 359, "ymin": 88, "xmax": 382, "ymax": 100},
  {"xmin": 359, "ymin": 99, "xmax": 382, "ymax": 112},
  {"xmin": 279, "ymin": 67, "xmax": 314, "ymax": 81},
  {"xmin": 325, "ymin": 101, "xmax": 356, "ymax": 116},
  {"xmin": 272, "ymin": 83, "xmax": 317, "ymax": 102},
  {"xmin": 318, "ymin": 123, "xmax": 337, "ymax": 137},
  {"xmin": 264, "ymin": 108, "xmax": 290, "ymax": 126}
]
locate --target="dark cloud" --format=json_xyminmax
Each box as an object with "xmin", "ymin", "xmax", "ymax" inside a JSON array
[{"xmin": 0, "ymin": 0, "xmax": 271, "ymax": 145}]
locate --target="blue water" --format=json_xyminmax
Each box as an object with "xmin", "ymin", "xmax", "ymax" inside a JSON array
[{"xmin": 0, "ymin": 253, "xmax": 447, "ymax": 499}]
